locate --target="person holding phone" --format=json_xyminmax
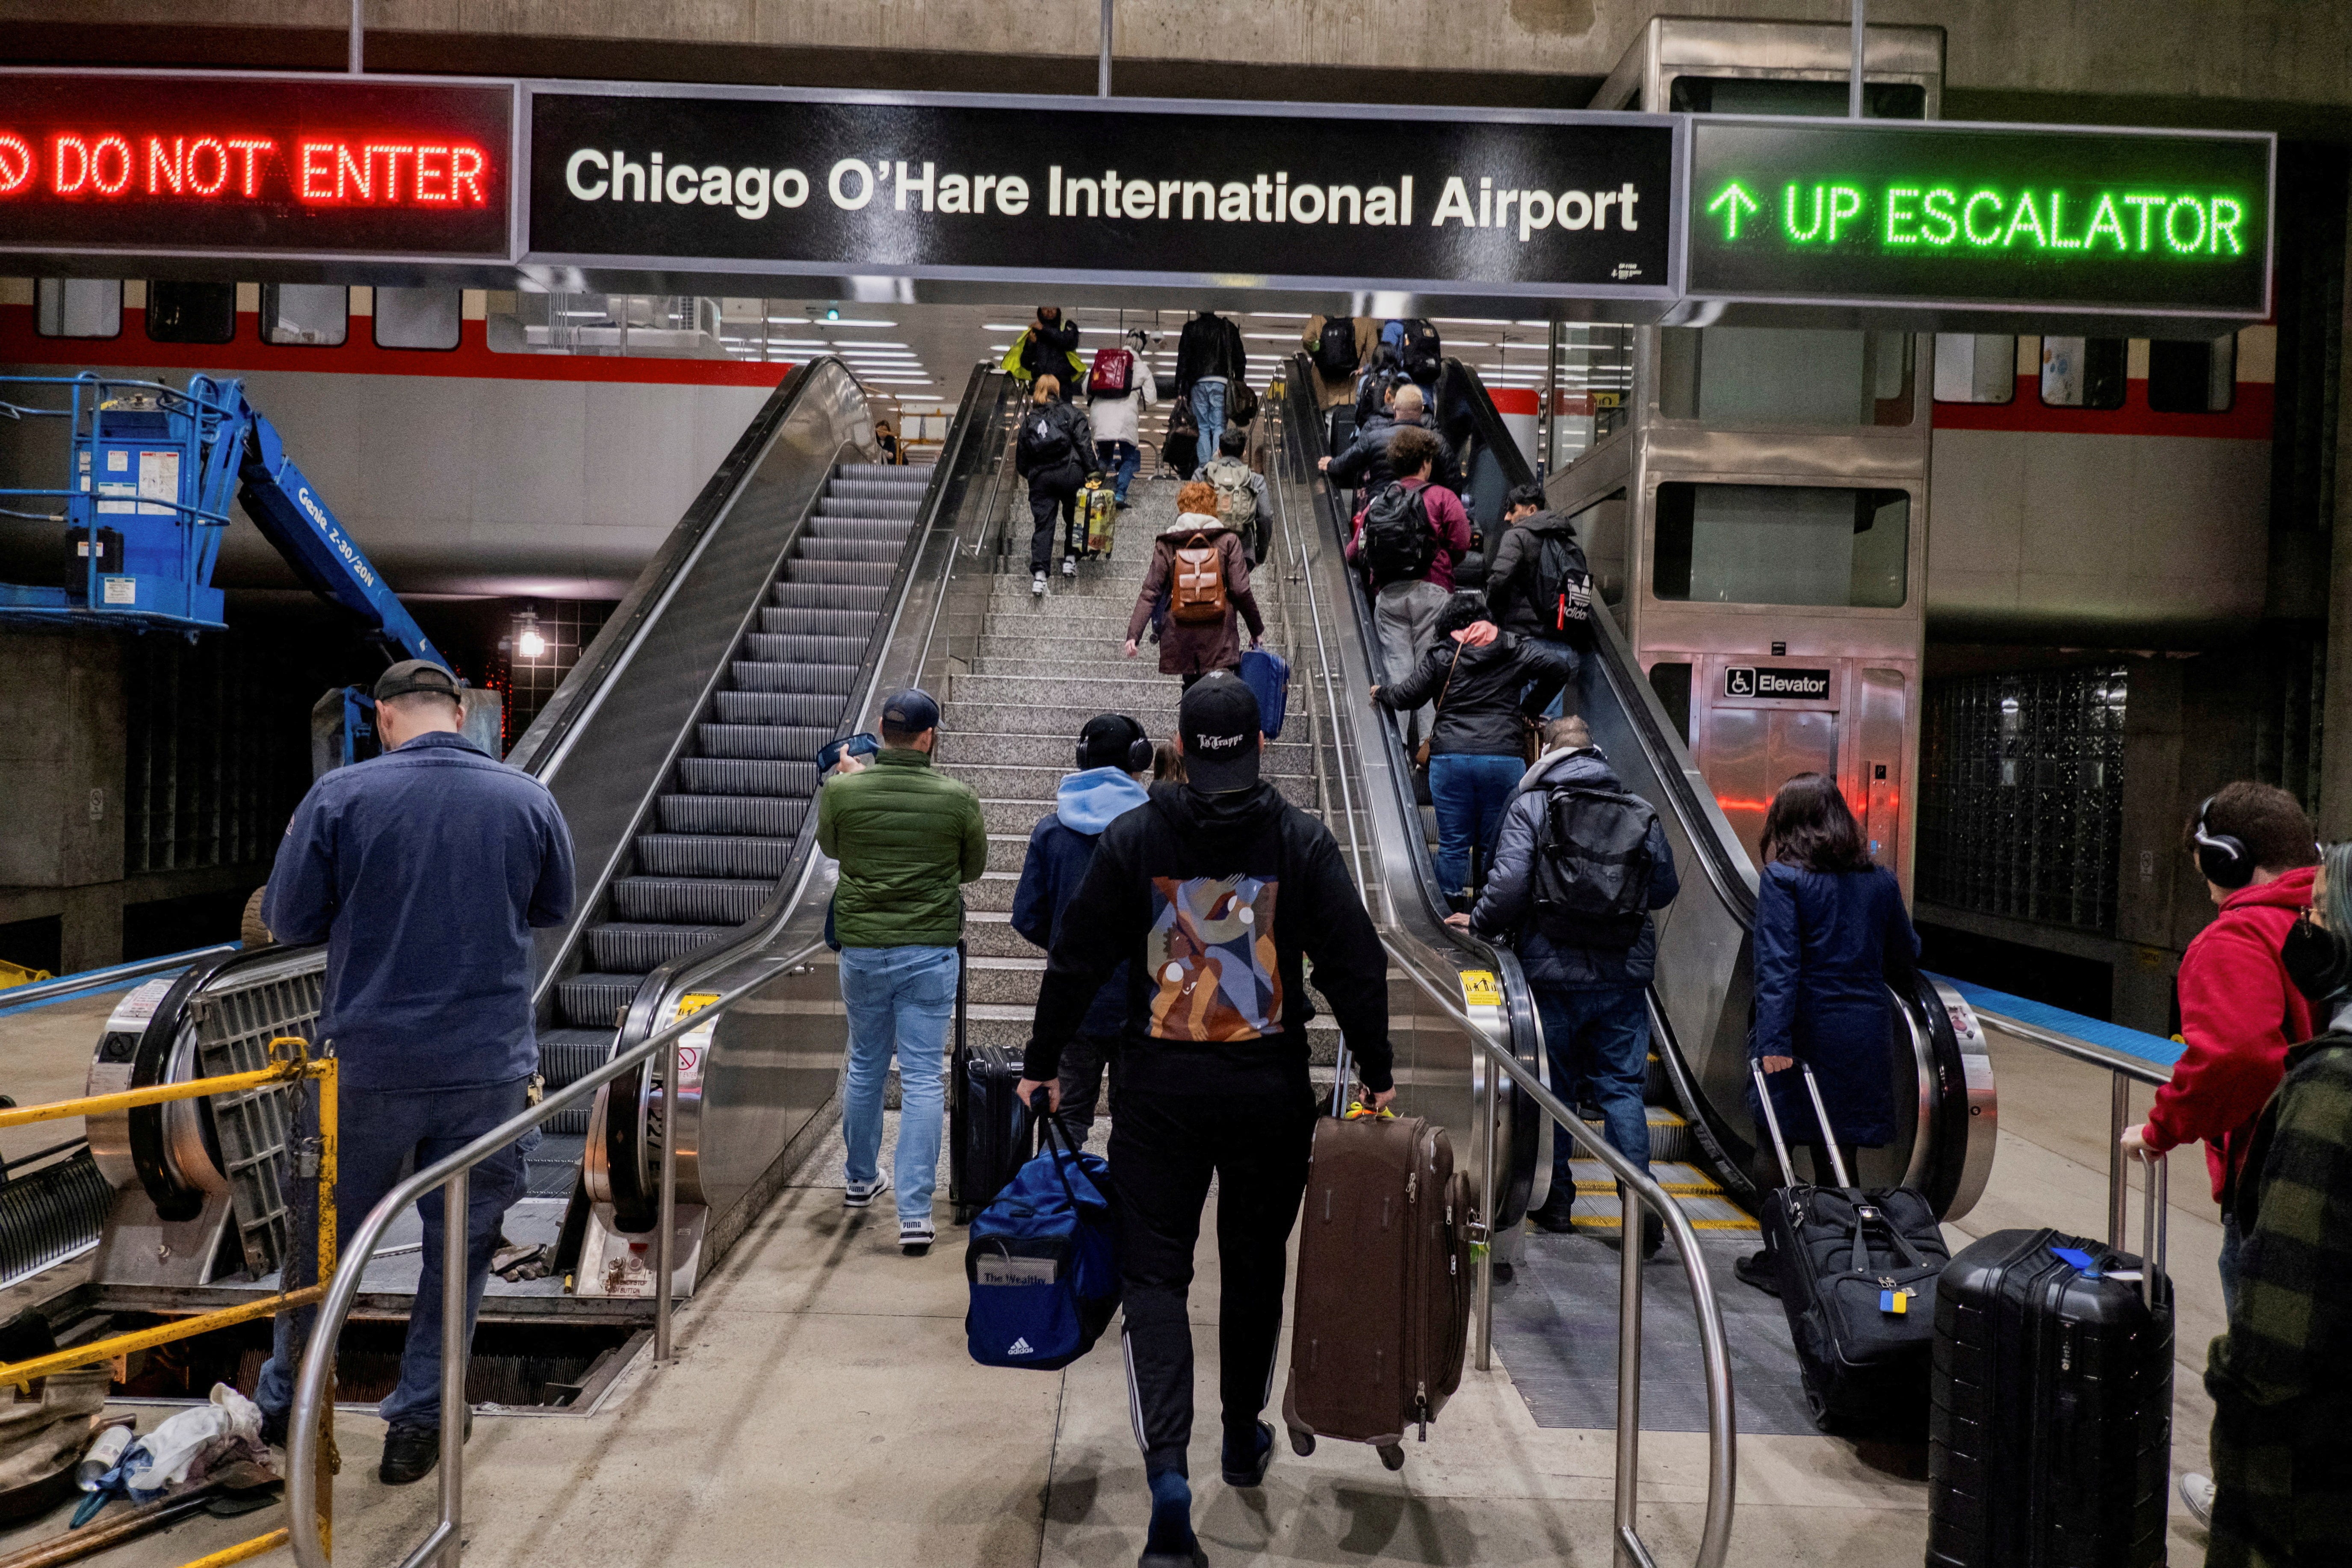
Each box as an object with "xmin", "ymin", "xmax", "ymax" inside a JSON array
[{"xmin": 816, "ymin": 688, "xmax": 986, "ymax": 1258}]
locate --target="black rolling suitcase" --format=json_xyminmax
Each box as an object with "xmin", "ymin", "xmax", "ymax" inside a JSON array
[
  {"xmin": 1752, "ymin": 1062, "xmax": 1948, "ymax": 1435},
  {"xmin": 1927, "ymin": 1162, "xmax": 2173, "ymax": 1568},
  {"xmin": 946, "ymin": 944, "xmax": 1034, "ymax": 1224}
]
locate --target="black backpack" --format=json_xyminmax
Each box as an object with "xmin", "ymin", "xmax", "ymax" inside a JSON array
[
  {"xmin": 1019, "ymin": 403, "xmax": 1078, "ymax": 470},
  {"xmin": 1528, "ymin": 530, "xmax": 1596, "ymax": 647},
  {"xmin": 1360, "ymin": 482, "xmax": 1438, "ymax": 588},
  {"xmin": 1397, "ymin": 318, "xmax": 1442, "ymax": 384},
  {"xmin": 1530, "ymin": 784, "xmax": 1658, "ymax": 948},
  {"xmin": 1314, "ymin": 317, "xmax": 1361, "ymax": 378}
]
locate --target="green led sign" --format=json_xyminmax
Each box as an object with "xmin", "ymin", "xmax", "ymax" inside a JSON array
[{"xmin": 1687, "ymin": 119, "xmax": 2272, "ymax": 317}]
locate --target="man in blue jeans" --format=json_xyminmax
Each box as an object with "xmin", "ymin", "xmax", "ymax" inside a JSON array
[
  {"xmin": 255, "ymin": 659, "xmax": 575, "ymax": 1486},
  {"xmin": 1450, "ymin": 717, "xmax": 1679, "ymax": 1258},
  {"xmin": 816, "ymin": 687, "xmax": 987, "ymax": 1256}
]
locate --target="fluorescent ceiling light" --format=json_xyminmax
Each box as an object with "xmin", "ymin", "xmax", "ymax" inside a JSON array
[
  {"xmin": 1250, "ymin": 312, "xmax": 1311, "ymax": 319},
  {"xmin": 768, "ymin": 315, "xmax": 896, "ymax": 327}
]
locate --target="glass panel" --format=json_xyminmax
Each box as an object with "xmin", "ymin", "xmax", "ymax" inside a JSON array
[
  {"xmin": 2038, "ymin": 336, "xmax": 2126, "ymax": 409},
  {"xmin": 1652, "ymin": 483, "xmax": 1909, "ymax": 608},
  {"xmin": 1569, "ymin": 489, "xmax": 1629, "ymax": 606},
  {"xmin": 260, "ymin": 284, "xmax": 348, "ymax": 347},
  {"xmin": 373, "ymin": 287, "xmax": 462, "ymax": 351},
  {"xmin": 145, "ymin": 281, "xmax": 237, "ymax": 345},
  {"xmin": 34, "ymin": 278, "xmax": 120, "ymax": 339},
  {"xmin": 1660, "ymin": 328, "xmax": 1913, "ymax": 427},
  {"xmin": 2146, "ymin": 335, "xmax": 2236, "ymax": 413},
  {"xmin": 1932, "ymin": 334, "xmax": 2016, "ymax": 404},
  {"xmin": 1668, "ymin": 77, "xmax": 1928, "ymax": 119},
  {"xmin": 1542, "ymin": 322, "xmax": 1634, "ymax": 469}
]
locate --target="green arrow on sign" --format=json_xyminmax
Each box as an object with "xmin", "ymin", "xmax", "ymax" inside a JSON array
[{"xmin": 1706, "ymin": 181, "xmax": 1761, "ymax": 241}]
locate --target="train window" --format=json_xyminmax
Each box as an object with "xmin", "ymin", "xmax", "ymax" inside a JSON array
[
  {"xmin": 1932, "ymin": 334, "xmax": 2017, "ymax": 404},
  {"xmin": 1653, "ymin": 483, "xmax": 1909, "ymax": 609},
  {"xmin": 144, "ymin": 282, "xmax": 237, "ymax": 345},
  {"xmin": 1667, "ymin": 77, "xmax": 1928, "ymax": 119},
  {"xmin": 1660, "ymin": 328, "xmax": 1913, "ymax": 427},
  {"xmin": 33, "ymin": 279, "xmax": 120, "ymax": 340},
  {"xmin": 374, "ymin": 287, "xmax": 463, "ymax": 351},
  {"xmin": 260, "ymin": 284, "xmax": 349, "ymax": 347},
  {"xmin": 2146, "ymin": 335, "xmax": 2237, "ymax": 414},
  {"xmin": 2039, "ymin": 337, "xmax": 2126, "ymax": 410},
  {"xmin": 1646, "ymin": 662, "xmax": 1694, "ymax": 745}
]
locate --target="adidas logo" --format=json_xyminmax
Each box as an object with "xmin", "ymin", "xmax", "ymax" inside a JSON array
[{"xmin": 1007, "ymin": 1337, "xmax": 1034, "ymax": 1356}]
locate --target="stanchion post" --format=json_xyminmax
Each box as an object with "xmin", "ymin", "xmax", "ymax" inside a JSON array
[
  {"xmin": 438, "ymin": 1167, "xmax": 467, "ymax": 1568},
  {"xmin": 1474, "ymin": 1057, "xmax": 1497, "ymax": 1372},
  {"xmin": 312, "ymin": 1051, "xmax": 338, "ymax": 1557},
  {"xmin": 2107, "ymin": 1071, "xmax": 2130, "ymax": 1249},
  {"xmin": 1613, "ymin": 1182, "xmax": 1644, "ymax": 1564},
  {"xmin": 655, "ymin": 1031, "xmax": 681, "ymax": 1364}
]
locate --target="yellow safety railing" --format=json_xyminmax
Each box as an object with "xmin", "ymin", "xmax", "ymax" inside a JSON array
[{"xmin": 0, "ymin": 1036, "xmax": 338, "ymax": 1567}]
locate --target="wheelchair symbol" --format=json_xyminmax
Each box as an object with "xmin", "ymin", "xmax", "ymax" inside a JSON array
[{"xmin": 1726, "ymin": 667, "xmax": 1757, "ymax": 697}]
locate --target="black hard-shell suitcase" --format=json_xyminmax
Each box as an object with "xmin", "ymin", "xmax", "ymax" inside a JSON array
[
  {"xmin": 1752, "ymin": 1062, "xmax": 1948, "ymax": 1435},
  {"xmin": 947, "ymin": 947, "xmax": 1034, "ymax": 1224},
  {"xmin": 1927, "ymin": 1162, "xmax": 2173, "ymax": 1568}
]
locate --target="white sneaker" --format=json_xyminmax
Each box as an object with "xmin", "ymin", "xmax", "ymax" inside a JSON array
[
  {"xmin": 843, "ymin": 1173, "xmax": 889, "ymax": 1210},
  {"xmin": 1032, "ymin": 571, "xmax": 1047, "ymax": 597},
  {"xmin": 1062, "ymin": 556, "xmax": 1078, "ymax": 577},
  {"xmin": 899, "ymin": 1217, "xmax": 936, "ymax": 1256},
  {"xmin": 2179, "ymin": 1471, "xmax": 2214, "ymax": 1529}
]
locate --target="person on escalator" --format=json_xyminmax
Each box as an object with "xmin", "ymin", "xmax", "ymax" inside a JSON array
[
  {"xmin": 1340, "ymin": 424, "xmax": 1472, "ymax": 753},
  {"xmin": 1370, "ymin": 591, "xmax": 1572, "ymax": 909},
  {"xmin": 253, "ymin": 659, "xmax": 576, "ymax": 1486},
  {"xmin": 1014, "ymin": 674, "xmax": 1393, "ymax": 1568},
  {"xmin": 1011, "ymin": 714, "xmax": 1153, "ymax": 1145},
  {"xmin": 1016, "ymin": 375, "xmax": 1095, "ymax": 596},
  {"xmin": 1322, "ymin": 384, "xmax": 1458, "ymax": 504},
  {"xmin": 1734, "ymin": 773, "xmax": 1921, "ymax": 1296},
  {"xmin": 1002, "ymin": 304, "xmax": 1086, "ymax": 387},
  {"xmin": 1483, "ymin": 483, "xmax": 1593, "ymax": 722},
  {"xmin": 1448, "ymin": 716, "xmax": 1679, "ymax": 1258}
]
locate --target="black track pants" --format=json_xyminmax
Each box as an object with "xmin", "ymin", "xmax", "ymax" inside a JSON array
[
  {"xmin": 1109, "ymin": 1072, "xmax": 1317, "ymax": 1477},
  {"xmin": 1029, "ymin": 484, "xmax": 1078, "ymax": 573}
]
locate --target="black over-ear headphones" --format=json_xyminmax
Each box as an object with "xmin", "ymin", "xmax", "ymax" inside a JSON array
[
  {"xmin": 1078, "ymin": 716, "xmax": 1154, "ymax": 774},
  {"xmin": 2192, "ymin": 795, "xmax": 2254, "ymax": 890}
]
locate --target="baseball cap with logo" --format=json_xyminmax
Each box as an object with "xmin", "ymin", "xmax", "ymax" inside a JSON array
[
  {"xmin": 1177, "ymin": 672, "xmax": 1262, "ymax": 792},
  {"xmin": 880, "ymin": 687, "xmax": 941, "ymax": 735},
  {"xmin": 373, "ymin": 659, "xmax": 461, "ymax": 703}
]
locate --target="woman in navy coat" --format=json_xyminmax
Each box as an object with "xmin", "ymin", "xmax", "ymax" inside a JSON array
[{"xmin": 1736, "ymin": 773, "xmax": 1920, "ymax": 1294}]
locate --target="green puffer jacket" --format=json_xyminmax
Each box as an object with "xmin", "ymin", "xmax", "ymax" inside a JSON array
[{"xmin": 816, "ymin": 747, "xmax": 987, "ymax": 948}]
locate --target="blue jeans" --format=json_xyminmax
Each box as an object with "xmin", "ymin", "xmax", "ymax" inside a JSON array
[
  {"xmin": 1536, "ymin": 986, "xmax": 1652, "ymax": 1194},
  {"xmin": 1190, "ymin": 379, "xmax": 1226, "ymax": 471},
  {"xmin": 257, "ymin": 1076, "xmax": 533, "ymax": 1431},
  {"xmin": 839, "ymin": 944, "xmax": 958, "ymax": 1225},
  {"xmin": 1097, "ymin": 440, "xmax": 1141, "ymax": 504},
  {"xmin": 1428, "ymin": 751, "xmax": 1525, "ymax": 897}
]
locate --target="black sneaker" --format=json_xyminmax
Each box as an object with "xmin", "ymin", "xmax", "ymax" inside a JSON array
[
  {"xmin": 1526, "ymin": 1194, "xmax": 1579, "ymax": 1234},
  {"xmin": 1221, "ymin": 1420, "xmax": 1274, "ymax": 1488},
  {"xmin": 259, "ymin": 1406, "xmax": 287, "ymax": 1449},
  {"xmin": 1733, "ymin": 1249, "xmax": 1781, "ymax": 1297},
  {"xmin": 1640, "ymin": 1211, "xmax": 1665, "ymax": 1260},
  {"xmin": 378, "ymin": 1408, "xmax": 472, "ymax": 1486}
]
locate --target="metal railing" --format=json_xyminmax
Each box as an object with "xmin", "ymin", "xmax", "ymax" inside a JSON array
[
  {"xmin": 287, "ymin": 948, "xmax": 819, "ymax": 1568},
  {"xmin": 0, "ymin": 945, "xmax": 238, "ymax": 1012},
  {"xmin": 1382, "ymin": 941, "xmax": 1737, "ymax": 1568}
]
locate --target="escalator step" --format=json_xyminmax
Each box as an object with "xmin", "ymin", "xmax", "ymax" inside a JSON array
[
  {"xmin": 558, "ymin": 973, "xmax": 642, "ymax": 1029},
  {"xmin": 712, "ymin": 691, "xmax": 845, "ymax": 727},
  {"xmin": 676, "ymin": 756, "xmax": 819, "ymax": 797},
  {"xmin": 758, "ymin": 607, "xmax": 878, "ymax": 637},
  {"xmin": 836, "ymin": 464, "xmax": 933, "ymax": 483},
  {"xmin": 826, "ymin": 481, "xmax": 926, "ymax": 505},
  {"xmin": 796, "ymin": 536, "xmax": 907, "ymax": 564},
  {"xmin": 656, "ymin": 793, "xmax": 809, "ymax": 836},
  {"xmin": 730, "ymin": 661, "xmax": 856, "ymax": 695},
  {"xmin": 772, "ymin": 582, "xmax": 886, "ymax": 611},
  {"xmin": 610, "ymin": 876, "xmax": 773, "ymax": 924},
  {"xmin": 539, "ymin": 1028, "xmax": 615, "ymax": 1086},
  {"xmin": 786, "ymin": 560, "xmax": 898, "ymax": 586},
  {"xmin": 807, "ymin": 517, "xmax": 915, "ymax": 542},
  {"xmin": 635, "ymin": 833, "xmax": 798, "ymax": 879},
  {"xmin": 739, "ymin": 634, "xmax": 868, "ymax": 664},
  {"xmin": 586, "ymin": 922, "xmax": 730, "ymax": 974},
  {"xmin": 814, "ymin": 496, "xmax": 919, "ymax": 521},
  {"xmin": 697, "ymin": 723, "xmax": 832, "ymax": 759}
]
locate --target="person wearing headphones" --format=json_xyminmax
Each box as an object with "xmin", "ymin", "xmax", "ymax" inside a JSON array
[
  {"xmin": 2120, "ymin": 781, "xmax": 2319, "ymax": 1529},
  {"xmin": 1010, "ymin": 714, "xmax": 1154, "ymax": 1144}
]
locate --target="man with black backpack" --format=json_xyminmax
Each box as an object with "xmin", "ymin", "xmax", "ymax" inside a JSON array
[
  {"xmin": 1449, "ymin": 716, "xmax": 1680, "ymax": 1258},
  {"xmin": 1485, "ymin": 482, "xmax": 1596, "ymax": 717},
  {"xmin": 1301, "ymin": 313, "xmax": 1373, "ymax": 410},
  {"xmin": 1173, "ymin": 309, "xmax": 1246, "ymax": 472},
  {"xmin": 1341, "ymin": 424, "xmax": 1470, "ymax": 749},
  {"xmin": 1322, "ymin": 383, "xmax": 1456, "ymax": 502},
  {"xmin": 1015, "ymin": 374, "xmax": 1095, "ymax": 597}
]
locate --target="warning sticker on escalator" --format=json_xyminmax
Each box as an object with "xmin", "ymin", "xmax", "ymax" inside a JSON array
[{"xmin": 1460, "ymin": 970, "xmax": 1502, "ymax": 1010}]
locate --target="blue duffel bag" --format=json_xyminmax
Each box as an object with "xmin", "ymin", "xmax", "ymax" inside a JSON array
[
  {"xmin": 1239, "ymin": 646, "xmax": 1291, "ymax": 740},
  {"xmin": 965, "ymin": 1108, "xmax": 1120, "ymax": 1371}
]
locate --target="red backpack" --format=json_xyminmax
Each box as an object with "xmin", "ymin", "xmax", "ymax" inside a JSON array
[{"xmin": 1087, "ymin": 347, "xmax": 1135, "ymax": 397}]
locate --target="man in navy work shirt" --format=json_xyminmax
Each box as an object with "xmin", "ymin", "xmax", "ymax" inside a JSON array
[{"xmin": 254, "ymin": 659, "xmax": 574, "ymax": 1486}]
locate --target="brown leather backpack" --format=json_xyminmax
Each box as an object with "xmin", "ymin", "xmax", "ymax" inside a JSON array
[{"xmin": 1171, "ymin": 532, "xmax": 1228, "ymax": 625}]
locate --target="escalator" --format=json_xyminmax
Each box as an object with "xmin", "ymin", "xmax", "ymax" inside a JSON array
[
  {"xmin": 1276, "ymin": 354, "xmax": 1994, "ymax": 1231},
  {"xmin": 58, "ymin": 357, "xmax": 1013, "ymax": 1324}
]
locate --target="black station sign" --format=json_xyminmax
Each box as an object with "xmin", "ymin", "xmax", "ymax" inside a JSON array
[
  {"xmin": 524, "ymin": 88, "xmax": 1680, "ymax": 298},
  {"xmin": 0, "ymin": 72, "xmax": 514, "ymax": 260},
  {"xmin": 1725, "ymin": 666, "xmax": 1833, "ymax": 701},
  {"xmin": 1687, "ymin": 117, "xmax": 2273, "ymax": 318}
]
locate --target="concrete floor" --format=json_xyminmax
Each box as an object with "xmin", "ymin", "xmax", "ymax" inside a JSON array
[{"xmin": 0, "ymin": 997, "xmax": 2227, "ymax": 1567}]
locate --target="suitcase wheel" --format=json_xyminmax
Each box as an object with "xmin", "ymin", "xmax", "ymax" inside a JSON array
[
  {"xmin": 1377, "ymin": 1444, "xmax": 1406, "ymax": 1472},
  {"xmin": 1288, "ymin": 1430, "xmax": 1315, "ymax": 1458},
  {"xmin": 952, "ymin": 1203, "xmax": 977, "ymax": 1226}
]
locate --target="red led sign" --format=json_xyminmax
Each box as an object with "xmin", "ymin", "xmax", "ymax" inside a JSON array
[{"xmin": 0, "ymin": 73, "xmax": 512, "ymax": 260}]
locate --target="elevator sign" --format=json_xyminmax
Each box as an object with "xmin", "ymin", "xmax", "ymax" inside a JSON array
[
  {"xmin": 1725, "ymin": 666, "xmax": 1832, "ymax": 701},
  {"xmin": 1687, "ymin": 118, "xmax": 2272, "ymax": 318},
  {"xmin": 0, "ymin": 71, "xmax": 514, "ymax": 261}
]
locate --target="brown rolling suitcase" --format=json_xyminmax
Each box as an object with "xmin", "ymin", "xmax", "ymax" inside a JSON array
[{"xmin": 1281, "ymin": 1052, "xmax": 1473, "ymax": 1471}]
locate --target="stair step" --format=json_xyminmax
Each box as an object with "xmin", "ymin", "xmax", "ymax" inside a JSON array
[
  {"xmin": 558, "ymin": 972, "xmax": 642, "ymax": 1029},
  {"xmin": 697, "ymin": 723, "xmax": 833, "ymax": 761},
  {"xmin": 654, "ymin": 794, "xmax": 809, "ymax": 836},
  {"xmin": 758, "ymin": 606, "xmax": 880, "ymax": 637},
  {"xmin": 586, "ymin": 921, "xmax": 731, "ymax": 975},
  {"xmin": 772, "ymin": 582, "xmax": 889, "ymax": 611},
  {"xmin": 712, "ymin": 691, "xmax": 849, "ymax": 728},
  {"xmin": 741, "ymin": 633, "xmax": 867, "ymax": 664},
  {"xmin": 675, "ymin": 756, "xmax": 820, "ymax": 797},
  {"xmin": 634, "ymin": 833, "xmax": 798, "ymax": 880},
  {"xmin": 609, "ymin": 876, "xmax": 771, "ymax": 924}
]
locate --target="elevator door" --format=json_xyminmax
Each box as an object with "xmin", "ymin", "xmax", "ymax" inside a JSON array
[{"xmin": 1704, "ymin": 706, "xmax": 1838, "ymax": 867}]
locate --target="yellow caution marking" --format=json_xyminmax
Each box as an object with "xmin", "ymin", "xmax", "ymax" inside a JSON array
[{"xmin": 1460, "ymin": 970, "xmax": 1502, "ymax": 1009}]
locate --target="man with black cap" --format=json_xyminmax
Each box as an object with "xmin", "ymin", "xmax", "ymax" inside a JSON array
[
  {"xmin": 1017, "ymin": 673, "xmax": 1392, "ymax": 1568},
  {"xmin": 818, "ymin": 687, "xmax": 987, "ymax": 1257},
  {"xmin": 254, "ymin": 659, "xmax": 575, "ymax": 1486},
  {"xmin": 1011, "ymin": 714, "xmax": 1154, "ymax": 1143}
]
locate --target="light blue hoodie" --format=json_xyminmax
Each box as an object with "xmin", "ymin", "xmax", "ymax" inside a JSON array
[{"xmin": 1056, "ymin": 766, "xmax": 1152, "ymax": 834}]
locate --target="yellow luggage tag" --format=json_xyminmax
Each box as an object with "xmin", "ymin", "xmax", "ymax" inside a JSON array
[
  {"xmin": 1343, "ymin": 1100, "xmax": 1396, "ymax": 1122},
  {"xmin": 1879, "ymin": 1288, "xmax": 1909, "ymax": 1315}
]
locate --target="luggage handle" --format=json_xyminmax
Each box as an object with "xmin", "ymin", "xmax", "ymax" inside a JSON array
[
  {"xmin": 2133, "ymin": 1147, "xmax": 2168, "ymax": 1311},
  {"xmin": 1029, "ymin": 1088, "xmax": 1088, "ymax": 1210},
  {"xmin": 1331, "ymin": 1040, "xmax": 1352, "ymax": 1119},
  {"xmin": 1749, "ymin": 1059, "xmax": 1799, "ymax": 1188}
]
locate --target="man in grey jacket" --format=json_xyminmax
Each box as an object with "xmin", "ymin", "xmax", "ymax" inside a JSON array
[{"xmin": 1448, "ymin": 717, "xmax": 1679, "ymax": 1256}]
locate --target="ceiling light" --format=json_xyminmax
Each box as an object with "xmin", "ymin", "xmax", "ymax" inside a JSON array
[{"xmin": 769, "ymin": 315, "xmax": 896, "ymax": 327}]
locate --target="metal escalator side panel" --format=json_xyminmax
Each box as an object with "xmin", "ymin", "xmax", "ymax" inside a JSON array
[{"xmin": 1915, "ymin": 974, "xmax": 1996, "ymax": 1219}]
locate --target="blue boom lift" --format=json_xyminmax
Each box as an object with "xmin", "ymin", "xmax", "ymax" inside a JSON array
[{"xmin": 0, "ymin": 372, "xmax": 498, "ymax": 771}]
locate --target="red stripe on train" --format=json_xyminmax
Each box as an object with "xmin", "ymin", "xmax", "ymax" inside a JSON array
[{"xmin": 1930, "ymin": 375, "xmax": 2272, "ymax": 440}]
